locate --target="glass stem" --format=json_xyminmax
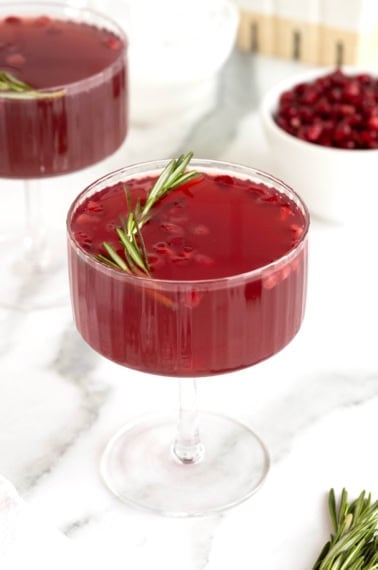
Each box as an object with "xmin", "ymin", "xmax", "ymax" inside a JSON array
[
  {"xmin": 172, "ymin": 378, "xmax": 204, "ymax": 464},
  {"xmin": 23, "ymin": 180, "xmax": 48, "ymax": 266}
]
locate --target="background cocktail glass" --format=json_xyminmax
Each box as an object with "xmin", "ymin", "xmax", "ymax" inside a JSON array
[
  {"xmin": 0, "ymin": 1, "xmax": 128, "ymax": 310},
  {"xmin": 67, "ymin": 159, "xmax": 309, "ymax": 516}
]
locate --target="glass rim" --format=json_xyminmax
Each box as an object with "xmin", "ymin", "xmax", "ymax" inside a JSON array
[
  {"xmin": 0, "ymin": 1, "xmax": 128, "ymax": 94},
  {"xmin": 66, "ymin": 157, "xmax": 310, "ymax": 288}
]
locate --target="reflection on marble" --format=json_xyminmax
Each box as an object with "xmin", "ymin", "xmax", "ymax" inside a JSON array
[{"xmin": 0, "ymin": 51, "xmax": 378, "ymax": 569}]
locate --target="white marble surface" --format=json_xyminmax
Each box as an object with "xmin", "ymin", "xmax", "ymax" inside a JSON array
[{"xmin": 1, "ymin": 52, "xmax": 378, "ymax": 569}]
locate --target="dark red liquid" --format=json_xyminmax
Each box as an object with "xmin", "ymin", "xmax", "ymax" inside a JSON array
[
  {"xmin": 68, "ymin": 171, "xmax": 308, "ymax": 376},
  {"xmin": 0, "ymin": 14, "xmax": 127, "ymax": 177}
]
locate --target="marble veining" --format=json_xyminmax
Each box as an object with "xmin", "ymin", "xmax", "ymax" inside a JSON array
[
  {"xmin": 177, "ymin": 51, "xmax": 259, "ymax": 157},
  {"xmin": 1, "ymin": 50, "xmax": 378, "ymax": 570}
]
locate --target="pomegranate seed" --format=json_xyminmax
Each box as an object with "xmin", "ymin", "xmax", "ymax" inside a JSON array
[
  {"xmin": 214, "ymin": 175, "xmax": 234, "ymax": 187},
  {"xmin": 339, "ymin": 139, "xmax": 357, "ymax": 149},
  {"xmin": 105, "ymin": 37, "xmax": 121, "ymax": 50},
  {"xmin": 34, "ymin": 16, "xmax": 50, "ymax": 26},
  {"xmin": 291, "ymin": 258, "xmax": 299, "ymax": 272},
  {"xmin": 171, "ymin": 255, "xmax": 189, "ymax": 265},
  {"xmin": 333, "ymin": 122, "xmax": 352, "ymax": 142},
  {"xmin": 290, "ymin": 224, "xmax": 304, "ymax": 238},
  {"xmin": 294, "ymin": 83, "xmax": 306, "ymax": 96},
  {"xmin": 359, "ymin": 130, "xmax": 376, "ymax": 146},
  {"xmin": 261, "ymin": 193, "xmax": 280, "ymax": 204},
  {"xmin": 280, "ymin": 204, "xmax": 292, "ymax": 220},
  {"xmin": 194, "ymin": 253, "xmax": 215, "ymax": 266},
  {"xmin": 192, "ymin": 224, "xmax": 209, "ymax": 235},
  {"xmin": 275, "ymin": 69, "xmax": 378, "ymax": 149},
  {"xmin": 302, "ymin": 87, "xmax": 319, "ymax": 104},
  {"xmin": 74, "ymin": 231, "xmax": 92, "ymax": 250},
  {"xmin": 168, "ymin": 236, "xmax": 185, "ymax": 247},
  {"xmin": 147, "ymin": 253, "xmax": 164, "ymax": 270},
  {"xmin": 4, "ymin": 16, "xmax": 21, "ymax": 25},
  {"xmin": 153, "ymin": 241, "xmax": 172, "ymax": 254},
  {"xmin": 246, "ymin": 183, "xmax": 269, "ymax": 197},
  {"xmin": 182, "ymin": 245, "xmax": 194, "ymax": 258},
  {"xmin": 357, "ymin": 73, "xmax": 371, "ymax": 84},
  {"xmin": 281, "ymin": 265, "xmax": 291, "ymax": 280},
  {"xmin": 160, "ymin": 222, "xmax": 183, "ymax": 235},
  {"xmin": 279, "ymin": 90, "xmax": 294, "ymax": 105},
  {"xmin": 330, "ymin": 87, "xmax": 342, "ymax": 102},
  {"xmin": 345, "ymin": 113, "xmax": 363, "ymax": 128},
  {"xmin": 75, "ymin": 213, "xmax": 97, "ymax": 226},
  {"xmin": 315, "ymin": 99, "xmax": 332, "ymax": 117},
  {"xmin": 343, "ymin": 81, "xmax": 360, "ymax": 99},
  {"xmin": 299, "ymin": 107, "xmax": 314, "ymax": 122},
  {"xmin": 290, "ymin": 117, "xmax": 301, "ymax": 129},
  {"xmin": 306, "ymin": 124, "xmax": 322, "ymax": 142},
  {"xmin": 5, "ymin": 53, "xmax": 25, "ymax": 66},
  {"xmin": 183, "ymin": 290, "xmax": 203, "ymax": 308},
  {"xmin": 368, "ymin": 116, "xmax": 378, "ymax": 130},
  {"xmin": 86, "ymin": 200, "xmax": 104, "ymax": 213},
  {"xmin": 338, "ymin": 104, "xmax": 355, "ymax": 116},
  {"xmin": 263, "ymin": 273, "xmax": 279, "ymax": 290}
]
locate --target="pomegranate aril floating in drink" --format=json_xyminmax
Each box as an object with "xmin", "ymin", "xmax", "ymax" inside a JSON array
[
  {"xmin": 68, "ymin": 166, "xmax": 308, "ymax": 376},
  {"xmin": 74, "ymin": 231, "xmax": 92, "ymax": 250},
  {"xmin": 71, "ymin": 172, "xmax": 306, "ymax": 281},
  {"xmin": 0, "ymin": 13, "xmax": 127, "ymax": 178},
  {"xmin": 86, "ymin": 201, "xmax": 104, "ymax": 214}
]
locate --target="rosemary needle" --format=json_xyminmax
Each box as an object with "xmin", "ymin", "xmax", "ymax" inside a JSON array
[
  {"xmin": 312, "ymin": 489, "xmax": 378, "ymax": 570},
  {"xmin": 0, "ymin": 71, "xmax": 65, "ymax": 99},
  {"xmin": 98, "ymin": 152, "xmax": 198, "ymax": 276}
]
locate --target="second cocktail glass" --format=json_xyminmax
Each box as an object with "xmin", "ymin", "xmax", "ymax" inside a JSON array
[
  {"xmin": 67, "ymin": 157, "xmax": 309, "ymax": 516},
  {"xmin": 0, "ymin": 1, "xmax": 128, "ymax": 309}
]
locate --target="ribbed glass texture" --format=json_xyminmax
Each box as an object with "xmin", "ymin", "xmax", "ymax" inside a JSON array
[
  {"xmin": 67, "ymin": 160, "xmax": 309, "ymax": 377},
  {"xmin": 0, "ymin": 2, "xmax": 128, "ymax": 178}
]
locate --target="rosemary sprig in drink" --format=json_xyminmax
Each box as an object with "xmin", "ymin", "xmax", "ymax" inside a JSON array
[
  {"xmin": 0, "ymin": 71, "xmax": 65, "ymax": 99},
  {"xmin": 312, "ymin": 488, "xmax": 378, "ymax": 569},
  {"xmin": 98, "ymin": 152, "xmax": 198, "ymax": 276}
]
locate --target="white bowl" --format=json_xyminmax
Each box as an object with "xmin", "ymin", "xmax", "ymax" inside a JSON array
[
  {"xmin": 260, "ymin": 67, "xmax": 378, "ymax": 224},
  {"xmin": 112, "ymin": 0, "xmax": 239, "ymax": 124}
]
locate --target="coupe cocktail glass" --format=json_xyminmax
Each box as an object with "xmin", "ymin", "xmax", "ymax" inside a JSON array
[
  {"xmin": 67, "ymin": 159, "xmax": 309, "ymax": 516},
  {"xmin": 0, "ymin": 1, "xmax": 128, "ymax": 309}
]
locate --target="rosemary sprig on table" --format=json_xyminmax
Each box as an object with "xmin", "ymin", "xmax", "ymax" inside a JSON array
[
  {"xmin": 97, "ymin": 152, "xmax": 198, "ymax": 276},
  {"xmin": 0, "ymin": 71, "xmax": 65, "ymax": 99},
  {"xmin": 312, "ymin": 488, "xmax": 378, "ymax": 569}
]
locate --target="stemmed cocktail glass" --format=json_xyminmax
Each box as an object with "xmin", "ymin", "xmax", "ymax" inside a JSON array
[
  {"xmin": 0, "ymin": 1, "xmax": 128, "ymax": 309},
  {"xmin": 67, "ymin": 157, "xmax": 309, "ymax": 516}
]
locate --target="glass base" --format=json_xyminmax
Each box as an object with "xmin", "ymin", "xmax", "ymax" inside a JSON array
[
  {"xmin": 0, "ymin": 232, "xmax": 68, "ymax": 311},
  {"xmin": 100, "ymin": 411, "xmax": 270, "ymax": 517}
]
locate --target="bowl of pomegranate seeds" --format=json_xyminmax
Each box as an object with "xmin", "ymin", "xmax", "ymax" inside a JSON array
[{"xmin": 260, "ymin": 67, "xmax": 378, "ymax": 223}]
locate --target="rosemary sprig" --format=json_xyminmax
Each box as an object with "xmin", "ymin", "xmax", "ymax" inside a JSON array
[
  {"xmin": 99, "ymin": 152, "xmax": 198, "ymax": 276},
  {"xmin": 312, "ymin": 489, "xmax": 378, "ymax": 570},
  {"xmin": 0, "ymin": 71, "xmax": 65, "ymax": 99}
]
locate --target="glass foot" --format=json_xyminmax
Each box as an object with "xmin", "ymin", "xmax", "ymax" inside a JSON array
[
  {"xmin": 100, "ymin": 411, "xmax": 270, "ymax": 517},
  {"xmin": 0, "ymin": 232, "xmax": 69, "ymax": 311}
]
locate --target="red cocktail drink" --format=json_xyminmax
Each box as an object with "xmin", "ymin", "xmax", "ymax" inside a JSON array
[
  {"xmin": 0, "ymin": 7, "xmax": 127, "ymax": 178},
  {"xmin": 0, "ymin": 3, "xmax": 128, "ymax": 311},
  {"xmin": 67, "ymin": 158, "xmax": 309, "ymax": 515},
  {"xmin": 68, "ymin": 161, "xmax": 308, "ymax": 376}
]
